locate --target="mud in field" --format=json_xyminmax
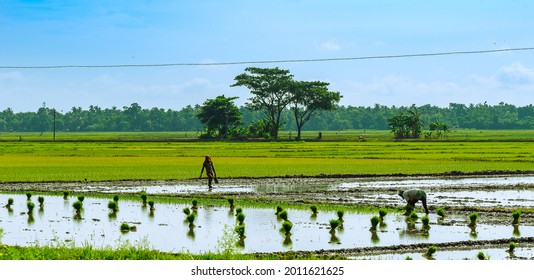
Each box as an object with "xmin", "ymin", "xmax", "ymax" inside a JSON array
[{"xmin": 1, "ymin": 174, "xmax": 534, "ymax": 259}]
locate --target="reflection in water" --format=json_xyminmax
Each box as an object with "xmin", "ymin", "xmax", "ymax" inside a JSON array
[
  {"xmin": 187, "ymin": 227, "xmax": 195, "ymax": 240},
  {"xmin": 283, "ymin": 235, "xmax": 292, "ymax": 247},
  {"xmin": 27, "ymin": 214, "xmax": 34, "ymax": 224},
  {"xmin": 371, "ymin": 231, "xmax": 380, "ymax": 244},
  {"xmin": 513, "ymin": 225, "xmax": 521, "ymax": 237},
  {"xmin": 469, "ymin": 225, "xmax": 478, "ymax": 239},
  {"xmin": 329, "ymin": 232, "xmax": 340, "ymax": 244}
]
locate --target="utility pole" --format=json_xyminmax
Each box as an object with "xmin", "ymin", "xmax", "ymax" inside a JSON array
[{"xmin": 53, "ymin": 109, "xmax": 56, "ymax": 140}]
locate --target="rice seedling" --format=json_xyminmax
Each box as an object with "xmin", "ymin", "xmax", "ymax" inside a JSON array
[
  {"xmin": 108, "ymin": 201, "xmax": 119, "ymax": 213},
  {"xmin": 63, "ymin": 191, "xmax": 69, "ymax": 199},
  {"xmin": 468, "ymin": 212, "xmax": 478, "ymax": 227},
  {"xmin": 182, "ymin": 207, "xmax": 191, "ymax": 216},
  {"xmin": 77, "ymin": 196, "xmax": 85, "ymax": 203},
  {"xmin": 378, "ymin": 208, "xmax": 387, "ymax": 220},
  {"xmin": 72, "ymin": 200, "xmax": 83, "ymax": 213},
  {"xmin": 425, "ymin": 245, "xmax": 437, "ymax": 258},
  {"xmin": 336, "ymin": 209, "xmax": 344, "ymax": 223},
  {"xmin": 7, "ymin": 197, "xmax": 14, "ymax": 208},
  {"xmin": 370, "ymin": 216, "xmax": 380, "ymax": 231},
  {"xmin": 192, "ymin": 199, "xmax": 198, "ymax": 210},
  {"xmin": 436, "ymin": 207, "xmax": 445, "ymax": 218},
  {"xmin": 421, "ymin": 215, "xmax": 430, "ymax": 230},
  {"xmin": 329, "ymin": 219, "xmax": 341, "ymax": 233},
  {"xmin": 281, "ymin": 221, "xmax": 293, "ymax": 236},
  {"xmin": 235, "ymin": 208, "xmax": 243, "ymax": 216},
  {"xmin": 236, "ymin": 212, "xmax": 245, "ymax": 225},
  {"xmin": 140, "ymin": 192, "xmax": 147, "ymax": 206},
  {"xmin": 405, "ymin": 256, "xmax": 413, "ymax": 260},
  {"xmin": 310, "ymin": 205, "xmax": 318, "ymax": 215},
  {"xmin": 234, "ymin": 224, "xmax": 246, "ymax": 239},
  {"xmin": 477, "ymin": 251, "xmax": 487, "ymax": 260},
  {"xmin": 512, "ymin": 210, "xmax": 521, "ymax": 225},
  {"xmin": 37, "ymin": 196, "xmax": 45, "ymax": 208},
  {"xmin": 113, "ymin": 195, "xmax": 119, "ymax": 203},
  {"xmin": 278, "ymin": 210, "xmax": 288, "ymax": 221},
  {"xmin": 508, "ymin": 241, "xmax": 517, "ymax": 252},
  {"xmin": 275, "ymin": 205, "xmax": 283, "ymax": 216},
  {"xmin": 26, "ymin": 201, "xmax": 35, "ymax": 214},
  {"xmin": 227, "ymin": 197, "xmax": 235, "ymax": 209},
  {"xmin": 148, "ymin": 200, "xmax": 155, "ymax": 211},
  {"xmin": 26, "ymin": 192, "xmax": 32, "ymax": 201},
  {"xmin": 410, "ymin": 211, "xmax": 418, "ymax": 221},
  {"xmin": 186, "ymin": 213, "xmax": 196, "ymax": 227},
  {"xmin": 370, "ymin": 231, "xmax": 380, "ymax": 244},
  {"xmin": 404, "ymin": 204, "xmax": 414, "ymax": 216},
  {"xmin": 120, "ymin": 223, "xmax": 131, "ymax": 232}
]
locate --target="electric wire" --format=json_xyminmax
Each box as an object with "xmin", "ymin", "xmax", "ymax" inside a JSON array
[{"xmin": 1, "ymin": 47, "xmax": 533, "ymax": 69}]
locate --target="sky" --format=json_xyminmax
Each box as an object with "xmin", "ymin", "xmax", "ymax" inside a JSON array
[{"xmin": 1, "ymin": 0, "xmax": 534, "ymax": 112}]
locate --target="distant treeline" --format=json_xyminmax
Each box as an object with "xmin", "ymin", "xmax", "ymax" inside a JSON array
[{"xmin": 1, "ymin": 102, "xmax": 533, "ymax": 133}]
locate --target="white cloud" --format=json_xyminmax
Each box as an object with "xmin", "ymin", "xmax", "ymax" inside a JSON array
[
  {"xmin": 494, "ymin": 62, "xmax": 534, "ymax": 85},
  {"xmin": 320, "ymin": 40, "xmax": 341, "ymax": 51}
]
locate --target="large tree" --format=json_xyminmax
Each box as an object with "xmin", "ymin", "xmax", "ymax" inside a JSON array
[
  {"xmin": 289, "ymin": 81, "xmax": 342, "ymax": 140},
  {"xmin": 232, "ymin": 67, "xmax": 294, "ymax": 139},
  {"xmin": 197, "ymin": 95, "xmax": 242, "ymax": 139}
]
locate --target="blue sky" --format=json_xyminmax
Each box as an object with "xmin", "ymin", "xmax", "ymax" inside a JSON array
[{"xmin": 1, "ymin": 0, "xmax": 534, "ymax": 112}]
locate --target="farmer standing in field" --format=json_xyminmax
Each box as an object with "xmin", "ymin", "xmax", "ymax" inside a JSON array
[
  {"xmin": 398, "ymin": 189, "xmax": 429, "ymax": 215},
  {"xmin": 199, "ymin": 155, "xmax": 217, "ymax": 189}
]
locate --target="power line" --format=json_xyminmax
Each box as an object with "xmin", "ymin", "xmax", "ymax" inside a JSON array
[{"xmin": 2, "ymin": 47, "xmax": 534, "ymax": 69}]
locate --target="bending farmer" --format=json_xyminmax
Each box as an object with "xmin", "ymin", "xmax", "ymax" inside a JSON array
[
  {"xmin": 398, "ymin": 189, "xmax": 429, "ymax": 215},
  {"xmin": 199, "ymin": 155, "xmax": 217, "ymax": 189}
]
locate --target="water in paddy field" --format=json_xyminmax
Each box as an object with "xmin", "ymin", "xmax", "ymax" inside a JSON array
[
  {"xmin": 351, "ymin": 247, "xmax": 534, "ymax": 260},
  {"xmin": 1, "ymin": 193, "xmax": 532, "ymax": 257},
  {"xmin": 80, "ymin": 175, "xmax": 534, "ymax": 195}
]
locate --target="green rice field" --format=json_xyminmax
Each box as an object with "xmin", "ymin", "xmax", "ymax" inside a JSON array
[{"xmin": 0, "ymin": 130, "xmax": 532, "ymax": 182}]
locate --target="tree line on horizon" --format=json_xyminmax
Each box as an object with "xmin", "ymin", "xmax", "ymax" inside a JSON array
[{"xmin": 1, "ymin": 101, "xmax": 533, "ymax": 135}]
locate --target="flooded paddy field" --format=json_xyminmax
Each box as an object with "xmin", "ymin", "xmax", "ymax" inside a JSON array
[{"xmin": 1, "ymin": 174, "xmax": 534, "ymax": 259}]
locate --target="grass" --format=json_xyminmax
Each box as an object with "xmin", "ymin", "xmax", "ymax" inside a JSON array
[
  {"xmin": 0, "ymin": 242, "xmax": 345, "ymax": 260},
  {"xmin": 0, "ymin": 138, "xmax": 532, "ymax": 182}
]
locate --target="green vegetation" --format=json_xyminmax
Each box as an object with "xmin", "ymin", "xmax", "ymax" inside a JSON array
[
  {"xmin": 6, "ymin": 197, "xmax": 14, "ymax": 207},
  {"xmin": 329, "ymin": 219, "xmax": 341, "ymax": 232},
  {"xmin": 192, "ymin": 199, "xmax": 198, "ymax": 210},
  {"xmin": 409, "ymin": 211, "xmax": 418, "ymax": 221},
  {"xmin": 113, "ymin": 195, "xmax": 119, "ymax": 203},
  {"xmin": 227, "ymin": 197, "xmax": 235, "ymax": 209},
  {"xmin": 370, "ymin": 216, "xmax": 380, "ymax": 231},
  {"xmin": 120, "ymin": 223, "xmax": 131, "ymax": 232},
  {"xmin": 26, "ymin": 201, "xmax": 35, "ymax": 214},
  {"xmin": 186, "ymin": 213, "xmax": 196, "ymax": 227},
  {"xmin": 469, "ymin": 212, "xmax": 479, "ymax": 226},
  {"xmin": 62, "ymin": 191, "xmax": 69, "ymax": 199},
  {"xmin": 421, "ymin": 215, "xmax": 430, "ymax": 230},
  {"xmin": 148, "ymin": 200, "xmax": 155, "ymax": 211},
  {"xmin": 182, "ymin": 207, "xmax": 191, "ymax": 216},
  {"xmin": 512, "ymin": 210, "xmax": 521, "ymax": 225},
  {"xmin": 425, "ymin": 245, "xmax": 437, "ymax": 258},
  {"xmin": 234, "ymin": 224, "xmax": 246, "ymax": 239},
  {"xmin": 378, "ymin": 208, "xmax": 387, "ymax": 219},
  {"xmin": 1, "ymin": 137, "xmax": 533, "ymax": 182},
  {"xmin": 477, "ymin": 251, "xmax": 487, "ymax": 260},
  {"xmin": 236, "ymin": 212, "xmax": 245, "ymax": 225},
  {"xmin": 26, "ymin": 192, "xmax": 32, "ymax": 200},
  {"xmin": 72, "ymin": 200, "xmax": 83, "ymax": 213},
  {"xmin": 281, "ymin": 221, "xmax": 293, "ymax": 235},
  {"xmin": 508, "ymin": 242, "xmax": 517, "ymax": 252},
  {"xmin": 278, "ymin": 210, "xmax": 289, "ymax": 221},
  {"xmin": 37, "ymin": 196, "xmax": 45, "ymax": 208},
  {"xmin": 310, "ymin": 205, "xmax": 318, "ymax": 215},
  {"xmin": 275, "ymin": 205, "xmax": 283, "ymax": 216},
  {"xmin": 108, "ymin": 201, "xmax": 119, "ymax": 213},
  {"xmin": 336, "ymin": 209, "xmax": 345, "ymax": 224},
  {"xmin": 0, "ymin": 242, "xmax": 344, "ymax": 260},
  {"xmin": 140, "ymin": 192, "xmax": 147, "ymax": 206},
  {"xmin": 436, "ymin": 207, "xmax": 445, "ymax": 218}
]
